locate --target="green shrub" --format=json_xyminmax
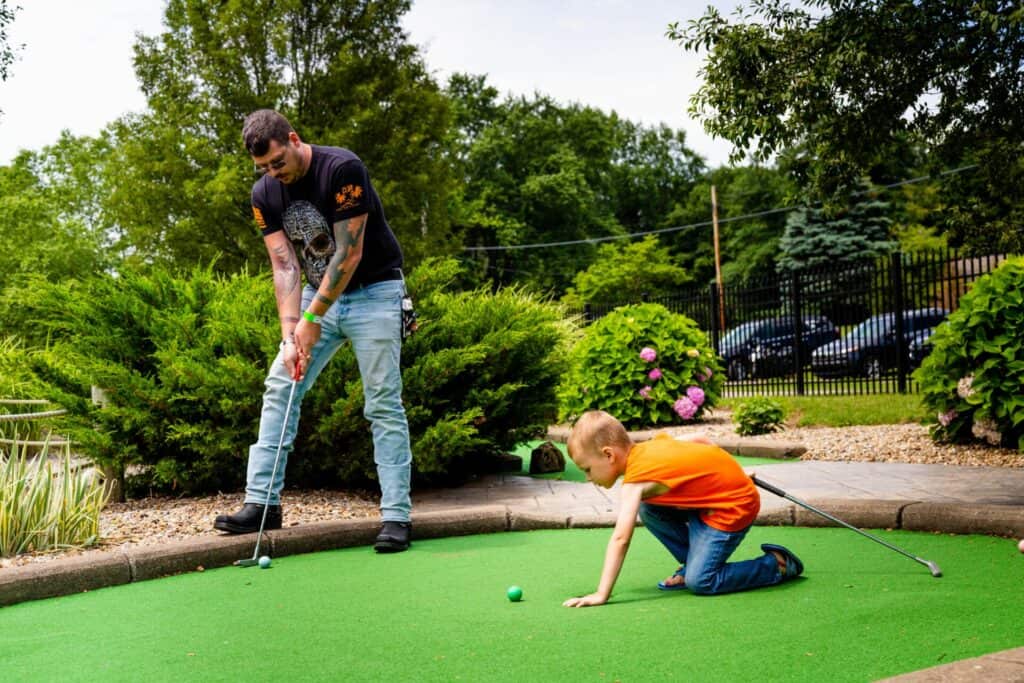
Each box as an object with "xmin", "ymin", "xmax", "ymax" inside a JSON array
[
  {"xmin": 0, "ymin": 440, "xmax": 109, "ymax": 557},
  {"xmin": 559, "ymin": 303, "xmax": 724, "ymax": 429},
  {"xmin": 10, "ymin": 258, "xmax": 571, "ymax": 494},
  {"xmin": 733, "ymin": 397, "xmax": 786, "ymax": 436},
  {"xmin": 916, "ymin": 256, "xmax": 1024, "ymax": 451},
  {"xmin": 15, "ymin": 264, "xmax": 277, "ymax": 495},
  {"xmin": 294, "ymin": 257, "xmax": 572, "ymax": 486}
]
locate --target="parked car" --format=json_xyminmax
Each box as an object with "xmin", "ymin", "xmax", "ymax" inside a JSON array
[
  {"xmin": 719, "ymin": 316, "xmax": 840, "ymax": 380},
  {"xmin": 907, "ymin": 328, "xmax": 936, "ymax": 369},
  {"xmin": 810, "ymin": 308, "xmax": 949, "ymax": 379}
]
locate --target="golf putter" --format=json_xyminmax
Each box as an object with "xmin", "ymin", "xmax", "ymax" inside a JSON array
[
  {"xmin": 751, "ymin": 474, "xmax": 942, "ymax": 578},
  {"xmin": 236, "ymin": 362, "xmax": 301, "ymax": 568}
]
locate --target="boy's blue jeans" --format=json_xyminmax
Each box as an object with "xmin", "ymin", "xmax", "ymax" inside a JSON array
[
  {"xmin": 639, "ymin": 503, "xmax": 781, "ymax": 595},
  {"xmin": 244, "ymin": 280, "xmax": 412, "ymax": 522}
]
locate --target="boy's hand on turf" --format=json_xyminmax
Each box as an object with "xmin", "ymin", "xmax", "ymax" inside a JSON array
[{"xmin": 563, "ymin": 593, "xmax": 608, "ymax": 608}]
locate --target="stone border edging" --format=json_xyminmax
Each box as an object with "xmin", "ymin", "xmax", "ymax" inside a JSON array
[{"xmin": 4, "ymin": 500, "xmax": 1024, "ymax": 609}]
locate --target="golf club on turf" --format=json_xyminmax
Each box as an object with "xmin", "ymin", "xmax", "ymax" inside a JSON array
[
  {"xmin": 751, "ymin": 474, "xmax": 942, "ymax": 578},
  {"xmin": 235, "ymin": 363, "xmax": 300, "ymax": 568}
]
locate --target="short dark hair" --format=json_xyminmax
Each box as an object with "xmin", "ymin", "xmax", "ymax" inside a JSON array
[{"xmin": 242, "ymin": 109, "xmax": 294, "ymax": 156}]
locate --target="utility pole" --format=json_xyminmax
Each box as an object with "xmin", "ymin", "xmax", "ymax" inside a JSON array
[{"xmin": 711, "ymin": 185, "xmax": 725, "ymax": 331}]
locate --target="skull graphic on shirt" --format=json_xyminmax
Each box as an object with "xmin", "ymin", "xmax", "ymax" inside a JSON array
[{"xmin": 282, "ymin": 201, "xmax": 334, "ymax": 288}]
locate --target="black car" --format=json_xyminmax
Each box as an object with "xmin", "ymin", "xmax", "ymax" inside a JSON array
[
  {"xmin": 719, "ymin": 316, "xmax": 840, "ymax": 380},
  {"xmin": 907, "ymin": 328, "xmax": 936, "ymax": 368},
  {"xmin": 810, "ymin": 308, "xmax": 949, "ymax": 379}
]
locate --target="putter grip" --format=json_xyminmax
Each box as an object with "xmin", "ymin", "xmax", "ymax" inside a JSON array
[{"xmin": 751, "ymin": 475, "xmax": 787, "ymax": 498}]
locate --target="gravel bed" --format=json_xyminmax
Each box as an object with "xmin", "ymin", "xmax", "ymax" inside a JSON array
[{"xmin": 3, "ymin": 416, "xmax": 1020, "ymax": 569}]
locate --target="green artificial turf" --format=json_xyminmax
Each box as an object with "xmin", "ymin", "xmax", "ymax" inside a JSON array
[
  {"xmin": 515, "ymin": 440, "xmax": 785, "ymax": 483},
  {"xmin": 2, "ymin": 528, "xmax": 1021, "ymax": 682}
]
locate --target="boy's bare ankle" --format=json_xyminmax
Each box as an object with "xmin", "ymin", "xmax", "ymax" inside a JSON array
[{"xmin": 770, "ymin": 550, "xmax": 786, "ymax": 575}]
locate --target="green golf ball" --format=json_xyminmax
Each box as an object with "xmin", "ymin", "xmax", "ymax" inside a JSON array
[
  {"xmin": 506, "ymin": 585, "xmax": 523, "ymax": 602},
  {"xmin": 258, "ymin": 555, "xmax": 272, "ymax": 569}
]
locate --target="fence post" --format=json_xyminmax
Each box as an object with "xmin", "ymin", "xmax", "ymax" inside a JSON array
[
  {"xmin": 91, "ymin": 386, "xmax": 124, "ymax": 504},
  {"xmin": 791, "ymin": 271, "xmax": 806, "ymax": 396},
  {"xmin": 708, "ymin": 281, "xmax": 722, "ymax": 353},
  {"xmin": 890, "ymin": 253, "xmax": 908, "ymax": 393}
]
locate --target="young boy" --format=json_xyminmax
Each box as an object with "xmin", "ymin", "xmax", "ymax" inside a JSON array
[{"xmin": 563, "ymin": 410, "xmax": 803, "ymax": 607}]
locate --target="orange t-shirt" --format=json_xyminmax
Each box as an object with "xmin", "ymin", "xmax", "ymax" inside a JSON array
[{"xmin": 623, "ymin": 433, "xmax": 760, "ymax": 532}]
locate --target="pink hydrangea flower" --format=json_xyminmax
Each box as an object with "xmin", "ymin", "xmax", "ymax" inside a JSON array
[
  {"xmin": 648, "ymin": 368, "xmax": 662, "ymax": 381},
  {"xmin": 639, "ymin": 347, "xmax": 657, "ymax": 362},
  {"xmin": 674, "ymin": 396, "xmax": 698, "ymax": 420},
  {"xmin": 937, "ymin": 409, "xmax": 956, "ymax": 427},
  {"xmin": 686, "ymin": 386, "xmax": 705, "ymax": 407},
  {"xmin": 697, "ymin": 366, "xmax": 713, "ymax": 383},
  {"xmin": 638, "ymin": 385, "xmax": 653, "ymax": 400}
]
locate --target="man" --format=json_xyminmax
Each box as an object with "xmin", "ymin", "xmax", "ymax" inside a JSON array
[{"xmin": 214, "ymin": 109, "xmax": 413, "ymax": 553}]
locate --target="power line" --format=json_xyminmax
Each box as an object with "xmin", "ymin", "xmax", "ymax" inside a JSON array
[{"xmin": 461, "ymin": 164, "xmax": 979, "ymax": 253}]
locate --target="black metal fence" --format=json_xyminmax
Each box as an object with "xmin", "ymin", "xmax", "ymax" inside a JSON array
[{"xmin": 577, "ymin": 249, "xmax": 1010, "ymax": 397}]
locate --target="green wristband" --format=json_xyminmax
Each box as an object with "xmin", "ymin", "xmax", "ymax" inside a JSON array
[{"xmin": 303, "ymin": 311, "xmax": 323, "ymax": 325}]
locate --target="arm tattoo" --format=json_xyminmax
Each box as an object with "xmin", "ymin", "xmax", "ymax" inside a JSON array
[
  {"xmin": 325, "ymin": 217, "xmax": 366, "ymax": 292},
  {"xmin": 314, "ymin": 293, "xmax": 335, "ymax": 307},
  {"xmin": 271, "ymin": 242, "xmax": 300, "ymax": 297}
]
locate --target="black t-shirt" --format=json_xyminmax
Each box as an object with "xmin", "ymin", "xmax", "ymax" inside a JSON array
[{"xmin": 250, "ymin": 145, "xmax": 402, "ymax": 291}]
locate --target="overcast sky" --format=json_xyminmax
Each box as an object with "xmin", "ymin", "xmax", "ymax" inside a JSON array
[{"xmin": 0, "ymin": 0, "xmax": 739, "ymax": 167}]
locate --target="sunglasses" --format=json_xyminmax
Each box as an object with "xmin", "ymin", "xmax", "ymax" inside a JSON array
[{"xmin": 254, "ymin": 148, "xmax": 289, "ymax": 174}]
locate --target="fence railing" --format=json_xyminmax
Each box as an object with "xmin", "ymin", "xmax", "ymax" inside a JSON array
[{"xmin": 574, "ymin": 249, "xmax": 1010, "ymax": 397}]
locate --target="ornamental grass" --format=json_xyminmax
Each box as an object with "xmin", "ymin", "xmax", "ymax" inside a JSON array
[{"xmin": 0, "ymin": 439, "xmax": 109, "ymax": 558}]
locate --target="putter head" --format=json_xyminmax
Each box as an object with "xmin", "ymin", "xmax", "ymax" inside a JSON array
[
  {"xmin": 235, "ymin": 558, "xmax": 259, "ymax": 567},
  {"xmin": 926, "ymin": 560, "xmax": 942, "ymax": 578}
]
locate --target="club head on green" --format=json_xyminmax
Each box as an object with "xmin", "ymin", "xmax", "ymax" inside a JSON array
[{"xmin": 235, "ymin": 558, "xmax": 259, "ymax": 567}]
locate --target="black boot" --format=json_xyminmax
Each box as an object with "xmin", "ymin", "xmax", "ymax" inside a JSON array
[
  {"xmin": 214, "ymin": 503, "xmax": 282, "ymax": 534},
  {"xmin": 374, "ymin": 521, "xmax": 412, "ymax": 553}
]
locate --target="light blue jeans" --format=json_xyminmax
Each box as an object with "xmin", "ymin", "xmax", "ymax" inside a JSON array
[
  {"xmin": 639, "ymin": 503, "xmax": 781, "ymax": 595},
  {"xmin": 245, "ymin": 280, "xmax": 412, "ymax": 522}
]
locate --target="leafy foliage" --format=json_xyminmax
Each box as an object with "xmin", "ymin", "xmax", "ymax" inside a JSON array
[
  {"xmin": 916, "ymin": 256, "xmax": 1024, "ymax": 452},
  {"xmin": 776, "ymin": 190, "xmax": 896, "ymax": 274},
  {"xmin": 561, "ymin": 236, "xmax": 691, "ymax": 309},
  {"xmin": 560, "ymin": 303, "xmax": 723, "ymax": 430},
  {"xmin": 732, "ymin": 397, "xmax": 786, "ymax": 436},
  {"xmin": 449, "ymin": 77, "xmax": 704, "ymax": 295},
  {"xmin": 105, "ymin": 0, "xmax": 454, "ymax": 270},
  {"xmin": 670, "ymin": 1, "xmax": 1024, "ymax": 252},
  {"xmin": 0, "ymin": 144, "xmax": 112, "ymax": 298},
  {"xmin": 0, "ymin": 0, "xmax": 19, "ymax": 86},
  {"xmin": 14, "ymin": 265, "xmax": 277, "ymax": 494}
]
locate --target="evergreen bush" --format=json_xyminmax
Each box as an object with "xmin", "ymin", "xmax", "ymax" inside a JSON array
[
  {"xmin": 916, "ymin": 256, "xmax": 1024, "ymax": 452},
  {"xmin": 560, "ymin": 303, "xmax": 723, "ymax": 429},
  {"xmin": 293, "ymin": 257, "xmax": 572, "ymax": 486},
  {"xmin": 9, "ymin": 258, "xmax": 572, "ymax": 494}
]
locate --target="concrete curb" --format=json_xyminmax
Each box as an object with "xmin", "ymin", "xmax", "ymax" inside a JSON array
[{"xmin": 3, "ymin": 499, "xmax": 1022, "ymax": 609}]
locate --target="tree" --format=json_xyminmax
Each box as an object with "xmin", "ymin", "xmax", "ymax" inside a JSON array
[
  {"xmin": 776, "ymin": 190, "xmax": 895, "ymax": 275},
  {"xmin": 0, "ymin": 0, "xmax": 21, "ymax": 115},
  {"xmin": 670, "ymin": 1, "xmax": 1024, "ymax": 252},
  {"xmin": 108, "ymin": 0, "xmax": 454, "ymax": 271},
  {"xmin": 0, "ymin": 141, "xmax": 111, "ymax": 309},
  {"xmin": 450, "ymin": 77, "xmax": 703, "ymax": 295},
  {"xmin": 561, "ymin": 236, "xmax": 692, "ymax": 309},
  {"xmin": 661, "ymin": 165, "xmax": 795, "ymax": 285}
]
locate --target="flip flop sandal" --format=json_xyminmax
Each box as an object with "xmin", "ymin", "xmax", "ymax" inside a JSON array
[
  {"xmin": 761, "ymin": 543, "xmax": 804, "ymax": 580},
  {"xmin": 657, "ymin": 566, "xmax": 687, "ymax": 591}
]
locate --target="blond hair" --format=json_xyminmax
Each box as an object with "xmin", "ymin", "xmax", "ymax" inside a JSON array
[{"xmin": 568, "ymin": 410, "xmax": 631, "ymax": 458}]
